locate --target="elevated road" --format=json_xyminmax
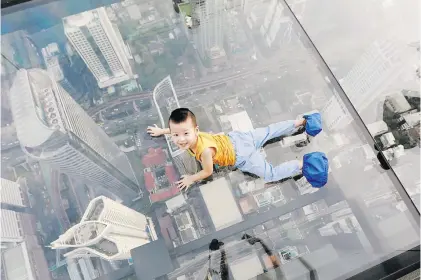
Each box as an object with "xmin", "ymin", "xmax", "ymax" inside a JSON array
[{"xmin": 87, "ymin": 60, "xmax": 289, "ymax": 116}]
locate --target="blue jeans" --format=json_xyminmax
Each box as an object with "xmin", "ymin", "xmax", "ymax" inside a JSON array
[{"xmin": 228, "ymin": 120, "xmax": 301, "ymax": 182}]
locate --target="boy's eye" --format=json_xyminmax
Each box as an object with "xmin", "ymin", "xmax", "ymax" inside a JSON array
[
  {"xmin": 173, "ymin": 134, "xmax": 178, "ymax": 137},
  {"xmin": 185, "ymin": 132, "xmax": 189, "ymax": 135}
]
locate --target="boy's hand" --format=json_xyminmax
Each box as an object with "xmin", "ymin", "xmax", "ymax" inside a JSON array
[
  {"xmin": 147, "ymin": 124, "xmax": 165, "ymax": 137},
  {"xmin": 177, "ymin": 175, "xmax": 194, "ymax": 191}
]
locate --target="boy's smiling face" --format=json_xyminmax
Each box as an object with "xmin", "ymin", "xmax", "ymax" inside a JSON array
[{"xmin": 169, "ymin": 117, "xmax": 199, "ymax": 151}]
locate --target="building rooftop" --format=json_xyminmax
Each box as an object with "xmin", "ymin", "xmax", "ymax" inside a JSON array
[
  {"xmin": 0, "ymin": 178, "xmax": 24, "ymax": 207},
  {"xmin": 2, "ymin": 242, "xmax": 36, "ymax": 280},
  {"xmin": 230, "ymin": 253, "xmax": 264, "ymax": 280},
  {"xmin": 200, "ymin": 177, "xmax": 243, "ymax": 231},
  {"xmin": 150, "ymin": 185, "xmax": 180, "ymax": 203}
]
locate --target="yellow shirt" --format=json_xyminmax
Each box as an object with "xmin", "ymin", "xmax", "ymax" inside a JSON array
[{"xmin": 188, "ymin": 132, "xmax": 236, "ymax": 166}]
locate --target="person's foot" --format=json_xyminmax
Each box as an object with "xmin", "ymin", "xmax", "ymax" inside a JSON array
[
  {"xmin": 302, "ymin": 152, "xmax": 328, "ymax": 188},
  {"xmin": 294, "ymin": 118, "xmax": 306, "ymax": 128},
  {"xmin": 303, "ymin": 112, "xmax": 322, "ymax": 137},
  {"xmin": 209, "ymin": 239, "xmax": 224, "ymax": 251}
]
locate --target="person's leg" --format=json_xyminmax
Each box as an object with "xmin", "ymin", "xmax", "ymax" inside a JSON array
[
  {"xmin": 239, "ymin": 151, "xmax": 302, "ymax": 182},
  {"xmin": 250, "ymin": 120, "xmax": 304, "ymax": 149}
]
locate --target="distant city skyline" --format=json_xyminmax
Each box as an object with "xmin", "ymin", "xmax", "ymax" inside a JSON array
[{"xmin": 322, "ymin": 40, "xmax": 409, "ymax": 131}]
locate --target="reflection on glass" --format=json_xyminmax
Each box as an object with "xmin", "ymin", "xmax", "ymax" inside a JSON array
[
  {"xmin": 285, "ymin": 0, "xmax": 420, "ymax": 208},
  {"xmin": 0, "ymin": 0, "xmax": 419, "ymax": 279}
]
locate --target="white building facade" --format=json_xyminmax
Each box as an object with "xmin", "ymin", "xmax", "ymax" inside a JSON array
[
  {"xmin": 1, "ymin": 209, "xmax": 23, "ymax": 244},
  {"xmin": 2, "ymin": 242, "xmax": 35, "ymax": 280},
  {"xmin": 322, "ymin": 94, "xmax": 352, "ymax": 131},
  {"xmin": 152, "ymin": 76, "xmax": 200, "ymax": 175},
  {"xmin": 191, "ymin": 0, "xmax": 226, "ymax": 61},
  {"xmin": 2, "ymin": 236, "xmax": 52, "ymax": 280},
  {"xmin": 66, "ymin": 257, "xmax": 99, "ymax": 280},
  {"xmin": 51, "ymin": 196, "xmax": 157, "ymax": 261},
  {"xmin": 341, "ymin": 40, "xmax": 407, "ymax": 112},
  {"xmin": 63, "ymin": 7, "xmax": 133, "ymax": 88},
  {"xmin": 322, "ymin": 41, "xmax": 410, "ymax": 131},
  {"xmin": 0, "ymin": 177, "xmax": 25, "ymax": 208},
  {"xmin": 9, "ymin": 69, "xmax": 139, "ymax": 202}
]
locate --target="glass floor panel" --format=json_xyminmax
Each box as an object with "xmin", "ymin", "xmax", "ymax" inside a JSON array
[
  {"xmin": 1, "ymin": 0, "xmax": 419, "ymax": 279},
  {"xmin": 284, "ymin": 0, "xmax": 420, "ymax": 209}
]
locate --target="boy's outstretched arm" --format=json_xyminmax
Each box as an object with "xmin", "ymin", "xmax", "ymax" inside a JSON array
[
  {"xmin": 146, "ymin": 124, "xmax": 170, "ymax": 136},
  {"xmin": 177, "ymin": 148, "xmax": 214, "ymax": 191}
]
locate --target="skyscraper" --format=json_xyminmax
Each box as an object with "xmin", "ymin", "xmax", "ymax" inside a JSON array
[
  {"xmin": 0, "ymin": 177, "xmax": 25, "ymax": 208},
  {"xmin": 341, "ymin": 40, "xmax": 407, "ymax": 112},
  {"xmin": 51, "ymin": 196, "xmax": 157, "ymax": 261},
  {"xmin": 9, "ymin": 68, "xmax": 140, "ymax": 202},
  {"xmin": 63, "ymin": 7, "xmax": 133, "ymax": 89},
  {"xmin": 41, "ymin": 43, "xmax": 78, "ymax": 99},
  {"xmin": 152, "ymin": 76, "xmax": 201, "ymax": 175},
  {"xmin": 66, "ymin": 257, "xmax": 99, "ymax": 280},
  {"xmin": 2, "ymin": 239, "xmax": 52, "ymax": 280},
  {"xmin": 258, "ymin": 0, "xmax": 307, "ymax": 48},
  {"xmin": 191, "ymin": 0, "xmax": 227, "ymax": 63},
  {"xmin": 322, "ymin": 94, "xmax": 352, "ymax": 131},
  {"xmin": 259, "ymin": 0, "xmax": 292, "ymax": 48},
  {"xmin": 323, "ymin": 41, "xmax": 409, "ymax": 131},
  {"xmin": 1, "ymin": 209, "xmax": 23, "ymax": 244}
]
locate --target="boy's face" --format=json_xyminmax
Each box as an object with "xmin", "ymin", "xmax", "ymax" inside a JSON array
[{"xmin": 169, "ymin": 117, "xmax": 199, "ymax": 150}]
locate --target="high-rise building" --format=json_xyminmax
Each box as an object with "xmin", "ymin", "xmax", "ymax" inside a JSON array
[
  {"xmin": 1, "ymin": 209, "xmax": 23, "ymax": 244},
  {"xmin": 322, "ymin": 94, "xmax": 352, "ymax": 131},
  {"xmin": 51, "ymin": 196, "xmax": 157, "ymax": 261},
  {"xmin": 9, "ymin": 69, "xmax": 140, "ymax": 202},
  {"xmin": 152, "ymin": 76, "xmax": 200, "ymax": 175},
  {"xmin": 191, "ymin": 0, "xmax": 226, "ymax": 63},
  {"xmin": 342, "ymin": 41, "xmax": 407, "ymax": 112},
  {"xmin": 259, "ymin": 0, "xmax": 291, "ymax": 47},
  {"xmin": 244, "ymin": 0, "xmax": 269, "ymax": 29},
  {"xmin": 63, "ymin": 7, "xmax": 133, "ymax": 88},
  {"xmin": 0, "ymin": 178, "xmax": 25, "ymax": 208},
  {"xmin": 66, "ymin": 258, "xmax": 99, "ymax": 280},
  {"xmin": 2, "ymin": 238, "xmax": 52, "ymax": 280},
  {"xmin": 41, "ymin": 43, "xmax": 78, "ymax": 98},
  {"xmin": 244, "ymin": 0, "xmax": 305, "ymax": 47},
  {"xmin": 323, "ymin": 41, "xmax": 412, "ymax": 131}
]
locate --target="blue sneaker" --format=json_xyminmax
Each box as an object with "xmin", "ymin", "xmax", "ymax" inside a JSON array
[
  {"xmin": 304, "ymin": 112, "xmax": 322, "ymax": 137},
  {"xmin": 302, "ymin": 152, "xmax": 328, "ymax": 188}
]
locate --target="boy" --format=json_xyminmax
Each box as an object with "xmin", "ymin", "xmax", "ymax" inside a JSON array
[{"xmin": 147, "ymin": 108, "xmax": 328, "ymax": 191}]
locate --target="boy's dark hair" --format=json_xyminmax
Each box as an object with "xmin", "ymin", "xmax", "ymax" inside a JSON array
[{"xmin": 168, "ymin": 108, "xmax": 197, "ymax": 127}]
